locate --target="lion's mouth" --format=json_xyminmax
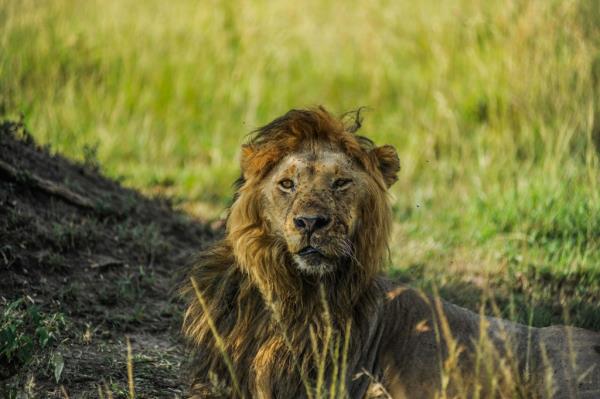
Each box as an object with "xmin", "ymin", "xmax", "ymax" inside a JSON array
[
  {"xmin": 297, "ymin": 246, "xmax": 323, "ymax": 257},
  {"xmin": 293, "ymin": 246, "xmax": 335, "ymax": 276}
]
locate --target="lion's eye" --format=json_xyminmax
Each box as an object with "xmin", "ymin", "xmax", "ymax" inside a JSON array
[
  {"xmin": 278, "ymin": 179, "xmax": 295, "ymax": 191},
  {"xmin": 333, "ymin": 178, "xmax": 352, "ymax": 189}
]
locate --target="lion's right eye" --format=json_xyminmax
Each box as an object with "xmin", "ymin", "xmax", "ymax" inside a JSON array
[{"xmin": 278, "ymin": 179, "xmax": 295, "ymax": 191}]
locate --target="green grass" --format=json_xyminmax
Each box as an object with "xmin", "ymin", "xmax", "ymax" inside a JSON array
[
  {"xmin": 1, "ymin": 0, "xmax": 599, "ymax": 326},
  {"xmin": 0, "ymin": 299, "xmax": 66, "ymax": 379}
]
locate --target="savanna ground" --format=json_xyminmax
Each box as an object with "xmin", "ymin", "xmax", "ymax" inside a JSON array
[{"xmin": 1, "ymin": 0, "xmax": 599, "ymax": 397}]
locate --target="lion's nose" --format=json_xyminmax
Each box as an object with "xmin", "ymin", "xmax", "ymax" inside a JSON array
[{"xmin": 293, "ymin": 215, "xmax": 331, "ymax": 234}]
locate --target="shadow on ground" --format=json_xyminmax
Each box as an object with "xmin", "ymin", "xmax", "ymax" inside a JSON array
[{"xmin": 0, "ymin": 121, "xmax": 218, "ymax": 398}]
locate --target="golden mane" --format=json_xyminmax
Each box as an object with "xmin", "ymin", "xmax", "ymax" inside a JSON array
[{"xmin": 181, "ymin": 107, "xmax": 397, "ymax": 398}]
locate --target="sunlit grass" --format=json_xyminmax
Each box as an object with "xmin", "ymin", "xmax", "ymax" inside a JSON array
[{"xmin": 1, "ymin": 0, "xmax": 599, "ymax": 327}]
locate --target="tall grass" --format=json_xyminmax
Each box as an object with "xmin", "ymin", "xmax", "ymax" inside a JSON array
[{"xmin": 1, "ymin": 0, "xmax": 599, "ymax": 326}]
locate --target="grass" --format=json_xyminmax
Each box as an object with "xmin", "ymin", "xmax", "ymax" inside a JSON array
[
  {"xmin": 0, "ymin": 299, "xmax": 67, "ymax": 388},
  {"xmin": 1, "ymin": 0, "xmax": 599, "ymax": 332},
  {"xmin": 1, "ymin": 1, "xmax": 598, "ymax": 393}
]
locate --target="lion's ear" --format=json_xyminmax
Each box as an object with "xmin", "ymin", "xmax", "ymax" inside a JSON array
[
  {"xmin": 240, "ymin": 144, "xmax": 253, "ymax": 169},
  {"xmin": 240, "ymin": 144, "xmax": 258, "ymax": 178},
  {"xmin": 240, "ymin": 144, "xmax": 272, "ymax": 179},
  {"xmin": 372, "ymin": 145, "xmax": 400, "ymax": 188}
]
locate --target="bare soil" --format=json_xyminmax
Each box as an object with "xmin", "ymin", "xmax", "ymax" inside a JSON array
[{"xmin": 0, "ymin": 121, "xmax": 219, "ymax": 398}]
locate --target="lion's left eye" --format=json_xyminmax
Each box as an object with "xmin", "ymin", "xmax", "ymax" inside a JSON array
[{"xmin": 333, "ymin": 178, "xmax": 352, "ymax": 189}]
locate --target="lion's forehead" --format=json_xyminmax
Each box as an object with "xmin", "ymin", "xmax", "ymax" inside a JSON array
[{"xmin": 274, "ymin": 150, "xmax": 355, "ymax": 177}]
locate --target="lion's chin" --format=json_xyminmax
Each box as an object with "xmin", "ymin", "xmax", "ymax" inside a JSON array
[{"xmin": 292, "ymin": 253, "xmax": 336, "ymax": 276}]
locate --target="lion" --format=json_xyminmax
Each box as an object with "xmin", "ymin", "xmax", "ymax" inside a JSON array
[{"xmin": 181, "ymin": 107, "xmax": 600, "ymax": 398}]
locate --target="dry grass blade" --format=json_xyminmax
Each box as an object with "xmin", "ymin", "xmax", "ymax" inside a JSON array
[
  {"xmin": 263, "ymin": 296, "xmax": 315, "ymax": 399},
  {"xmin": 190, "ymin": 276, "xmax": 243, "ymax": 398},
  {"xmin": 328, "ymin": 335, "xmax": 340, "ymax": 399},
  {"xmin": 337, "ymin": 319, "xmax": 352, "ymax": 399},
  {"xmin": 102, "ymin": 382, "xmax": 115, "ymax": 399},
  {"xmin": 357, "ymin": 368, "xmax": 392, "ymax": 399},
  {"xmin": 126, "ymin": 336, "xmax": 135, "ymax": 399},
  {"xmin": 317, "ymin": 285, "xmax": 333, "ymax": 397}
]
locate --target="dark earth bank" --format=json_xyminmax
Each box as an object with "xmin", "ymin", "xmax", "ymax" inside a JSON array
[{"xmin": 0, "ymin": 121, "xmax": 218, "ymax": 398}]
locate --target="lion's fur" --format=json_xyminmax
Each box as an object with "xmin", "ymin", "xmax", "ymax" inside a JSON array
[
  {"xmin": 181, "ymin": 107, "xmax": 600, "ymax": 399},
  {"xmin": 181, "ymin": 107, "xmax": 397, "ymax": 398}
]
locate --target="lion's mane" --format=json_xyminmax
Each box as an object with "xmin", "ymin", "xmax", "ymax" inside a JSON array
[{"xmin": 181, "ymin": 107, "xmax": 398, "ymax": 398}]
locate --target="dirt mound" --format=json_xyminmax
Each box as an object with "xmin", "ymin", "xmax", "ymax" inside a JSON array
[{"xmin": 0, "ymin": 121, "xmax": 217, "ymax": 397}]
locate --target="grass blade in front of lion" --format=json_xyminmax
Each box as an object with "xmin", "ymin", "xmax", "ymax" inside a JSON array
[
  {"xmin": 190, "ymin": 276, "xmax": 243, "ymax": 398},
  {"xmin": 262, "ymin": 295, "xmax": 316, "ymax": 399},
  {"xmin": 336, "ymin": 319, "xmax": 352, "ymax": 399},
  {"xmin": 126, "ymin": 337, "xmax": 135, "ymax": 399}
]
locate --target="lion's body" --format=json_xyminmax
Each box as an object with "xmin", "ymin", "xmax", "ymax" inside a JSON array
[{"xmin": 182, "ymin": 108, "xmax": 600, "ymax": 398}]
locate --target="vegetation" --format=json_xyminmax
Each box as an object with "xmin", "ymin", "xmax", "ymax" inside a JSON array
[
  {"xmin": 0, "ymin": 298, "xmax": 66, "ymax": 396},
  {"xmin": 0, "ymin": 299, "xmax": 65, "ymax": 371},
  {"xmin": 1, "ymin": 0, "xmax": 599, "ymax": 328},
  {"xmin": 1, "ymin": 2, "xmax": 599, "ymax": 395}
]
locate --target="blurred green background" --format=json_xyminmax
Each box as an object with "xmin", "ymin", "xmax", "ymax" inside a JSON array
[{"xmin": 1, "ymin": 0, "xmax": 599, "ymax": 327}]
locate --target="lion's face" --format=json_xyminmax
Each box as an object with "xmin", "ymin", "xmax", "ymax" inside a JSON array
[
  {"xmin": 261, "ymin": 146, "xmax": 365, "ymax": 275},
  {"xmin": 227, "ymin": 108, "xmax": 400, "ymax": 286}
]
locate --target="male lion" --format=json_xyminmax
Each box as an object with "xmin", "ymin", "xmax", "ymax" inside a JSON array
[{"xmin": 182, "ymin": 107, "xmax": 600, "ymax": 398}]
